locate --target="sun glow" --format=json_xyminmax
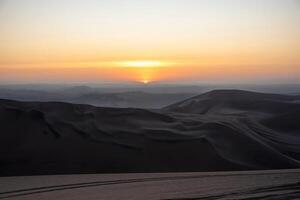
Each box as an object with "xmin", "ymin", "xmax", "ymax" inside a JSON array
[
  {"xmin": 118, "ymin": 61, "xmax": 168, "ymax": 68},
  {"xmin": 142, "ymin": 80, "xmax": 149, "ymax": 84}
]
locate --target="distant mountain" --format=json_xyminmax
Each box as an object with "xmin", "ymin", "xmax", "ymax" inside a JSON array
[
  {"xmin": 71, "ymin": 91, "xmax": 195, "ymax": 108},
  {"xmin": 0, "ymin": 88, "xmax": 195, "ymax": 109},
  {"xmin": 1, "ymin": 90, "xmax": 300, "ymax": 176}
]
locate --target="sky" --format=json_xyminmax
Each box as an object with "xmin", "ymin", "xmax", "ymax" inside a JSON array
[{"xmin": 0, "ymin": 0, "xmax": 299, "ymax": 84}]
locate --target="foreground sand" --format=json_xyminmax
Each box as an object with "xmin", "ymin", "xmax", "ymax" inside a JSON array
[{"xmin": 1, "ymin": 169, "xmax": 300, "ymax": 200}]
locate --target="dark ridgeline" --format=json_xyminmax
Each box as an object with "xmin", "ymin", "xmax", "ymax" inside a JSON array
[{"xmin": 0, "ymin": 90, "xmax": 300, "ymax": 176}]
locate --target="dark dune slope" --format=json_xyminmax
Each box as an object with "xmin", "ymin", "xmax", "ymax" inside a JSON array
[
  {"xmin": 1, "ymin": 90, "xmax": 300, "ymax": 175},
  {"xmin": 163, "ymin": 89, "xmax": 300, "ymax": 115},
  {"xmin": 164, "ymin": 90, "xmax": 300, "ymax": 162}
]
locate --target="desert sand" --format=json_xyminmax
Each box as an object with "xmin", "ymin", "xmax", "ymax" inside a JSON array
[
  {"xmin": 0, "ymin": 169, "xmax": 299, "ymax": 199},
  {"xmin": 1, "ymin": 90, "xmax": 300, "ymax": 175}
]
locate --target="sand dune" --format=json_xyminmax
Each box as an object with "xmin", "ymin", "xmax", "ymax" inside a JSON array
[
  {"xmin": 164, "ymin": 89, "xmax": 300, "ymax": 114},
  {"xmin": 0, "ymin": 90, "xmax": 300, "ymax": 175}
]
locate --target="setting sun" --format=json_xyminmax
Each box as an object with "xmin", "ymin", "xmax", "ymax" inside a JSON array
[
  {"xmin": 119, "ymin": 61, "xmax": 169, "ymax": 68},
  {"xmin": 0, "ymin": 0, "xmax": 299, "ymax": 84},
  {"xmin": 142, "ymin": 80, "xmax": 149, "ymax": 84}
]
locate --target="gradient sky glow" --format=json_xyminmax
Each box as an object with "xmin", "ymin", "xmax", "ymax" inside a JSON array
[{"xmin": 0, "ymin": 0, "xmax": 299, "ymax": 84}]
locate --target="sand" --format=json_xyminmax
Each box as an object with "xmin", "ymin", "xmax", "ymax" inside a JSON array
[
  {"xmin": 0, "ymin": 90, "xmax": 300, "ymax": 175},
  {"xmin": 0, "ymin": 169, "xmax": 300, "ymax": 199}
]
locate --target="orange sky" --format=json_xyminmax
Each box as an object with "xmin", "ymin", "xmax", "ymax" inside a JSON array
[{"xmin": 0, "ymin": 0, "xmax": 299, "ymax": 84}]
